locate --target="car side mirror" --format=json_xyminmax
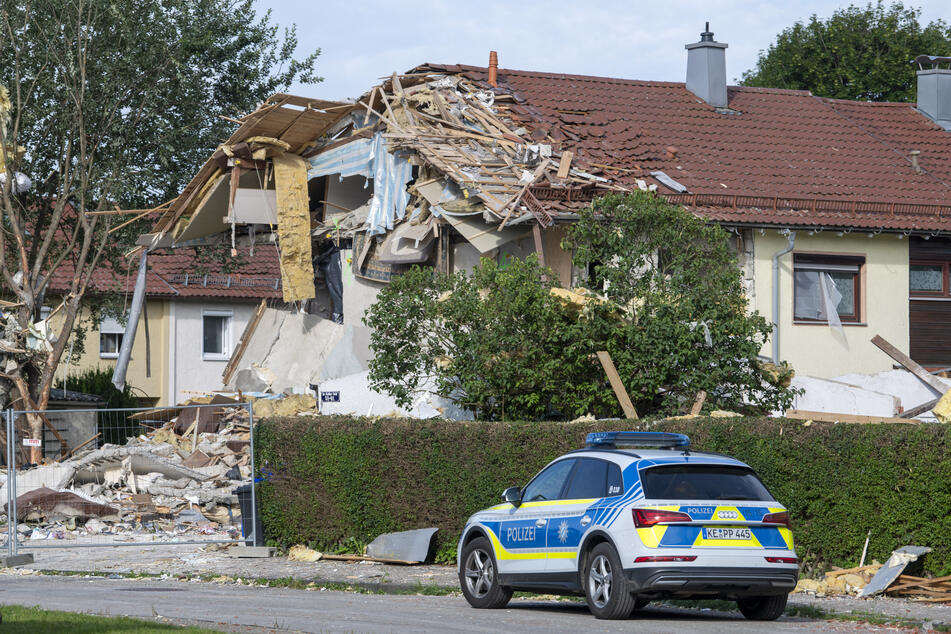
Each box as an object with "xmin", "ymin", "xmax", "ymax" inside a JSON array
[{"xmin": 502, "ymin": 486, "xmax": 522, "ymax": 507}]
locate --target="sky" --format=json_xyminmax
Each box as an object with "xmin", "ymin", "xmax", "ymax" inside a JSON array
[{"xmin": 259, "ymin": 0, "xmax": 951, "ymax": 102}]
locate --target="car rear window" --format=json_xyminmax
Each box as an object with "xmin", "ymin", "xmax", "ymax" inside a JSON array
[{"xmin": 640, "ymin": 465, "xmax": 775, "ymax": 501}]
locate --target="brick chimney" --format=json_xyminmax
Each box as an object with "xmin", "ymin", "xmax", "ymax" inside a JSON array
[
  {"xmin": 685, "ymin": 22, "xmax": 728, "ymax": 108},
  {"xmin": 916, "ymin": 56, "xmax": 951, "ymax": 130}
]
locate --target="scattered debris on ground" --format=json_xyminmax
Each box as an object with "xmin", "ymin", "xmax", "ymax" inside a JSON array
[
  {"xmin": 1, "ymin": 400, "xmax": 256, "ymax": 543},
  {"xmin": 795, "ymin": 546, "xmax": 949, "ymax": 604}
]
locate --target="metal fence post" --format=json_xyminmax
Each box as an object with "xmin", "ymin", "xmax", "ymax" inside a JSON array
[
  {"xmin": 6, "ymin": 408, "xmax": 14, "ymax": 558},
  {"xmin": 6, "ymin": 408, "xmax": 12, "ymax": 558},
  {"xmin": 247, "ymin": 401, "xmax": 258, "ymax": 547}
]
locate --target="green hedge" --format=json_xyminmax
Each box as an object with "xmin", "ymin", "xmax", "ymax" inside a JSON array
[{"xmin": 256, "ymin": 416, "xmax": 951, "ymax": 574}]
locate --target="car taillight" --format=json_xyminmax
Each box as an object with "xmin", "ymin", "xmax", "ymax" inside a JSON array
[
  {"xmin": 633, "ymin": 508, "xmax": 692, "ymax": 528},
  {"xmin": 763, "ymin": 511, "xmax": 791, "ymax": 528},
  {"xmin": 634, "ymin": 555, "xmax": 697, "ymax": 563},
  {"xmin": 765, "ymin": 557, "xmax": 798, "ymax": 564}
]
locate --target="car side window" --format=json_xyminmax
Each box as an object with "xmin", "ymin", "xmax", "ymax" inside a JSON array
[
  {"xmin": 606, "ymin": 462, "xmax": 623, "ymax": 497},
  {"xmin": 522, "ymin": 459, "xmax": 576, "ymax": 502},
  {"xmin": 563, "ymin": 458, "xmax": 616, "ymax": 499}
]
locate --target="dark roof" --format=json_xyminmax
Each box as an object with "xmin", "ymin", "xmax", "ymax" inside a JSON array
[
  {"xmin": 48, "ymin": 245, "xmax": 283, "ymax": 300},
  {"xmin": 417, "ymin": 63, "xmax": 951, "ymax": 231},
  {"xmin": 49, "ymin": 388, "xmax": 104, "ymax": 404}
]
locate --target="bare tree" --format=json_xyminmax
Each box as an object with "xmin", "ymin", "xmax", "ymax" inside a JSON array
[{"xmin": 0, "ymin": 0, "xmax": 319, "ymax": 461}]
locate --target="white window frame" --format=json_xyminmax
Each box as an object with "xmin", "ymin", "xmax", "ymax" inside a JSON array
[
  {"xmin": 201, "ymin": 309, "xmax": 233, "ymax": 361},
  {"xmin": 99, "ymin": 314, "xmax": 126, "ymax": 359}
]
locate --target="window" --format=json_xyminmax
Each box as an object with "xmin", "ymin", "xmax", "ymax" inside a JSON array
[
  {"xmin": 910, "ymin": 262, "xmax": 949, "ymax": 296},
  {"xmin": 793, "ymin": 254, "xmax": 864, "ymax": 323},
  {"xmin": 562, "ymin": 458, "xmax": 624, "ymax": 499},
  {"xmin": 640, "ymin": 465, "xmax": 775, "ymax": 501},
  {"xmin": 99, "ymin": 315, "xmax": 125, "ymax": 358},
  {"xmin": 202, "ymin": 311, "xmax": 232, "ymax": 360},
  {"xmin": 522, "ymin": 459, "xmax": 576, "ymax": 502}
]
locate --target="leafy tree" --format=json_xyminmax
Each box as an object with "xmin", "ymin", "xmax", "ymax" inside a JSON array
[
  {"xmin": 0, "ymin": 0, "xmax": 319, "ymax": 458},
  {"xmin": 366, "ymin": 192, "xmax": 795, "ymax": 421},
  {"xmin": 741, "ymin": 1, "xmax": 951, "ymax": 101},
  {"xmin": 562, "ymin": 192, "xmax": 795, "ymax": 416}
]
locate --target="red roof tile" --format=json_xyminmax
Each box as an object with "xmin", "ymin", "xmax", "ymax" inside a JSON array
[
  {"xmin": 49, "ymin": 245, "xmax": 283, "ymax": 300},
  {"xmin": 418, "ymin": 63, "xmax": 951, "ymax": 230}
]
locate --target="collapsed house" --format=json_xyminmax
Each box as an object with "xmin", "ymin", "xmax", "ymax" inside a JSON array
[{"xmin": 130, "ymin": 30, "xmax": 951, "ymax": 420}]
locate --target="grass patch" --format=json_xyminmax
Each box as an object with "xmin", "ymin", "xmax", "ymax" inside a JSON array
[{"xmin": 0, "ymin": 604, "xmax": 220, "ymax": 632}]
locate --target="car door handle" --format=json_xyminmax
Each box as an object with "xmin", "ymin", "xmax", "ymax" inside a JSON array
[
  {"xmin": 580, "ymin": 516, "xmax": 591, "ymax": 526},
  {"xmin": 535, "ymin": 519, "xmax": 547, "ymax": 527}
]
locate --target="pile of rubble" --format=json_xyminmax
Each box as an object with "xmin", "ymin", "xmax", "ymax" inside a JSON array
[
  {"xmin": 1, "ymin": 400, "xmax": 254, "ymax": 543},
  {"xmin": 795, "ymin": 546, "xmax": 950, "ymax": 604}
]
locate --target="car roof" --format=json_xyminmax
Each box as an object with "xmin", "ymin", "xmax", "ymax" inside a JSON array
[{"xmin": 559, "ymin": 448, "xmax": 749, "ymax": 469}]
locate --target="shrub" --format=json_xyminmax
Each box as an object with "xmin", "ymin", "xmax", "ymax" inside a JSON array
[
  {"xmin": 256, "ymin": 416, "xmax": 951, "ymax": 575},
  {"xmin": 57, "ymin": 367, "xmax": 141, "ymax": 445}
]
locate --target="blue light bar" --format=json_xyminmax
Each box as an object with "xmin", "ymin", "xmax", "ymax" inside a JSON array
[{"xmin": 585, "ymin": 431, "xmax": 690, "ymax": 450}]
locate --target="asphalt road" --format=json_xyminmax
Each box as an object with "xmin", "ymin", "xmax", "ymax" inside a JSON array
[{"xmin": 0, "ymin": 575, "xmax": 882, "ymax": 632}]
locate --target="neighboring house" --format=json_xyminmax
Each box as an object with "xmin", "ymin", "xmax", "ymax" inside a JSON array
[
  {"xmin": 48, "ymin": 246, "xmax": 284, "ymax": 406},
  {"xmin": 139, "ymin": 27, "xmax": 951, "ymax": 405}
]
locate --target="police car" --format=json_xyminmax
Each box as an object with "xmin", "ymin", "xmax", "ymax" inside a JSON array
[{"xmin": 457, "ymin": 431, "xmax": 798, "ymax": 620}]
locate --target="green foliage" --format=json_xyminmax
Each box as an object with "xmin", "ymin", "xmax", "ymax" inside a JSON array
[
  {"xmin": 366, "ymin": 257, "xmax": 581, "ymax": 420},
  {"xmin": 257, "ymin": 416, "xmax": 951, "ymax": 576},
  {"xmin": 56, "ymin": 367, "xmax": 141, "ymax": 445},
  {"xmin": 740, "ymin": 1, "xmax": 951, "ymax": 101},
  {"xmin": 563, "ymin": 192, "xmax": 794, "ymax": 416},
  {"xmin": 1, "ymin": 603, "xmax": 220, "ymax": 633},
  {"xmin": 367, "ymin": 193, "xmax": 794, "ymax": 419}
]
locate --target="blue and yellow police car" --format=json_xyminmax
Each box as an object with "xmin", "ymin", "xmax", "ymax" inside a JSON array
[{"xmin": 457, "ymin": 431, "xmax": 798, "ymax": 620}]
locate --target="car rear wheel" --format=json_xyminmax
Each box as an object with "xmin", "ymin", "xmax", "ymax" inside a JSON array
[
  {"xmin": 459, "ymin": 537, "xmax": 512, "ymax": 609},
  {"xmin": 584, "ymin": 543, "xmax": 636, "ymax": 619},
  {"xmin": 737, "ymin": 594, "xmax": 788, "ymax": 621}
]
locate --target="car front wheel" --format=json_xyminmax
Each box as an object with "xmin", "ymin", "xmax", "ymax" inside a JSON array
[
  {"xmin": 584, "ymin": 543, "xmax": 636, "ymax": 619},
  {"xmin": 737, "ymin": 594, "xmax": 788, "ymax": 621},
  {"xmin": 459, "ymin": 536, "xmax": 512, "ymax": 609}
]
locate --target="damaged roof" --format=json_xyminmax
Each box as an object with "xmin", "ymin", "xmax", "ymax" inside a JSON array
[{"xmin": 417, "ymin": 63, "xmax": 951, "ymax": 231}]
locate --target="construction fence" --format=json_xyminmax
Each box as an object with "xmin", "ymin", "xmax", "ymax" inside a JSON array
[{"xmin": 1, "ymin": 401, "xmax": 259, "ymax": 558}]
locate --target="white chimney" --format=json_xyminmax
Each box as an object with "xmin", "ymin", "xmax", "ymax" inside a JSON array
[
  {"xmin": 685, "ymin": 22, "xmax": 728, "ymax": 108},
  {"xmin": 916, "ymin": 57, "xmax": 951, "ymax": 130}
]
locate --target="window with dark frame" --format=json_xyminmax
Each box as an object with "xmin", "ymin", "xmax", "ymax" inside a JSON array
[
  {"xmin": 910, "ymin": 261, "xmax": 949, "ymax": 296},
  {"xmin": 793, "ymin": 254, "xmax": 864, "ymax": 323}
]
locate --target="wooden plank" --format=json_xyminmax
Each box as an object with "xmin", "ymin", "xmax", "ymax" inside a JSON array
[
  {"xmin": 532, "ymin": 222, "xmax": 546, "ymax": 268},
  {"xmin": 690, "ymin": 391, "xmax": 707, "ymax": 416},
  {"xmin": 900, "ymin": 396, "xmax": 940, "ymax": 418},
  {"xmin": 871, "ymin": 334, "xmax": 948, "ymax": 394},
  {"xmin": 556, "ymin": 151, "xmax": 574, "ymax": 178},
  {"xmin": 67, "ymin": 433, "xmax": 101, "ymax": 457},
  {"xmin": 886, "ymin": 575, "xmax": 951, "ymax": 593},
  {"xmin": 319, "ymin": 553, "xmax": 419, "ymax": 565},
  {"xmin": 785, "ymin": 409, "xmax": 919, "ymax": 424},
  {"xmin": 597, "ymin": 351, "xmax": 638, "ymax": 419},
  {"xmin": 223, "ymin": 299, "xmax": 267, "ymax": 385}
]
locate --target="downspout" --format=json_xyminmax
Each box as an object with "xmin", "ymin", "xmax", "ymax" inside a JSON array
[
  {"xmin": 112, "ymin": 249, "xmax": 148, "ymax": 390},
  {"xmin": 771, "ymin": 231, "xmax": 796, "ymax": 363}
]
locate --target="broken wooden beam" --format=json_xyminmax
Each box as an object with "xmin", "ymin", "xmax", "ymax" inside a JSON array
[
  {"xmin": 690, "ymin": 391, "xmax": 707, "ymax": 415},
  {"xmin": 785, "ymin": 409, "xmax": 919, "ymax": 424},
  {"xmin": 596, "ymin": 351, "xmax": 638, "ymax": 419},
  {"xmin": 871, "ymin": 334, "xmax": 948, "ymax": 394}
]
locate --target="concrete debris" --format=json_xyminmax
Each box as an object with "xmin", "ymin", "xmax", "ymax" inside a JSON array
[
  {"xmin": 3, "ymin": 401, "xmax": 255, "ymax": 543},
  {"xmin": 794, "ymin": 546, "xmax": 945, "ymax": 602}
]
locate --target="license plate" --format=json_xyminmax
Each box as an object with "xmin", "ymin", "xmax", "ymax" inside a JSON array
[{"xmin": 703, "ymin": 527, "xmax": 752, "ymax": 540}]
